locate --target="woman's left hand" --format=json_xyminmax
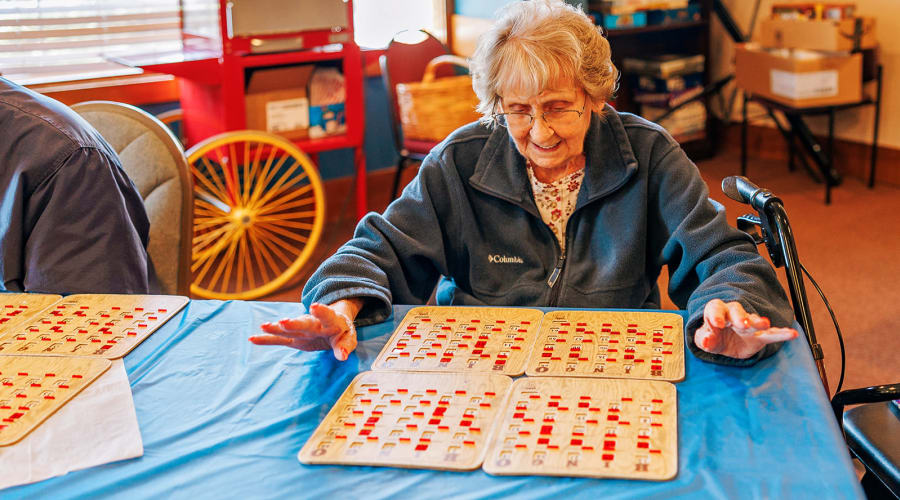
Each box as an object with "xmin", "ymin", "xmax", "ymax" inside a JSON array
[{"xmin": 694, "ymin": 299, "xmax": 799, "ymax": 359}]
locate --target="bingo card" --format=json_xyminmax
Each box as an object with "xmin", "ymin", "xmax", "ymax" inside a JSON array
[
  {"xmin": 299, "ymin": 370, "xmax": 512, "ymax": 470},
  {"xmin": 0, "ymin": 354, "xmax": 111, "ymax": 446},
  {"xmin": 525, "ymin": 310, "xmax": 685, "ymax": 382},
  {"xmin": 0, "ymin": 294, "xmax": 62, "ymax": 331},
  {"xmin": 0, "ymin": 294, "xmax": 189, "ymax": 359},
  {"xmin": 483, "ymin": 376, "xmax": 678, "ymax": 480},
  {"xmin": 372, "ymin": 306, "xmax": 544, "ymax": 376}
]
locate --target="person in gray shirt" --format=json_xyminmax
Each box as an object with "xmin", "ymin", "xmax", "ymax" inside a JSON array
[{"xmin": 0, "ymin": 77, "xmax": 156, "ymax": 294}]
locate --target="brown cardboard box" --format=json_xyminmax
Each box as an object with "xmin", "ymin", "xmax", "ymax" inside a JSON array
[
  {"xmin": 758, "ymin": 17, "xmax": 876, "ymax": 52},
  {"xmin": 735, "ymin": 44, "xmax": 862, "ymax": 108},
  {"xmin": 245, "ymin": 65, "xmax": 316, "ymax": 140}
]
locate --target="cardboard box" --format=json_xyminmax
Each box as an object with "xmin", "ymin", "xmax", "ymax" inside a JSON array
[
  {"xmin": 759, "ymin": 17, "xmax": 876, "ymax": 52},
  {"xmin": 771, "ymin": 3, "xmax": 856, "ymax": 21},
  {"xmin": 735, "ymin": 44, "xmax": 862, "ymax": 108},
  {"xmin": 245, "ymin": 65, "xmax": 316, "ymax": 140}
]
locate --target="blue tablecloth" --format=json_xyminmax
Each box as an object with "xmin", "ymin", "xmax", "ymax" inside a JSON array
[{"xmin": 5, "ymin": 301, "xmax": 863, "ymax": 499}]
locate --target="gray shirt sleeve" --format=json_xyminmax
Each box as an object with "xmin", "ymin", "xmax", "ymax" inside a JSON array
[{"xmin": 20, "ymin": 147, "xmax": 155, "ymax": 294}]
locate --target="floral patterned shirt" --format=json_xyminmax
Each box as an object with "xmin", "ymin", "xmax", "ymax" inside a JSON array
[{"xmin": 526, "ymin": 164, "xmax": 585, "ymax": 253}]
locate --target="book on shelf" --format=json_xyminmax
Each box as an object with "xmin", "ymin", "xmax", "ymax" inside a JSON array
[
  {"xmin": 621, "ymin": 53, "xmax": 705, "ymax": 78},
  {"xmin": 595, "ymin": 0, "xmax": 689, "ymax": 15},
  {"xmin": 641, "ymin": 100, "xmax": 706, "ymax": 138},
  {"xmin": 643, "ymin": 0, "xmax": 690, "ymax": 10},
  {"xmin": 632, "ymin": 85, "xmax": 703, "ymax": 108},
  {"xmin": 634, "ymin": 72, "xmax": 703, "ymax": 93}
]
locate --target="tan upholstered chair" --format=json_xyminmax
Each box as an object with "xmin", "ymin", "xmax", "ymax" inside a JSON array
[{"xmin": 71, "ymin": 101, "xmax": 193, "ymax": 296}]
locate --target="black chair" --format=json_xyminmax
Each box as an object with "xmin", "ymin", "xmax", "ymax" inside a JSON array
[
  {"xmin": 832, "ymin": 383, "xmax": 900, "ymax": 498},
  {"xmin": 379, "ymin": 30, "xmax": 452, "ymax": 199}
]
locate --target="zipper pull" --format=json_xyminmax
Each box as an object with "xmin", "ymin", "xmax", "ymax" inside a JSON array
[{"xmin": 547, "ymin": 254, "xmax": 566, "ymax": 288}]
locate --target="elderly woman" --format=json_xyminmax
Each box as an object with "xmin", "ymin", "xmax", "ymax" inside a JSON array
[{"xmin": 251, "ymin": 0, "xmax": 798, "ymax": 364}]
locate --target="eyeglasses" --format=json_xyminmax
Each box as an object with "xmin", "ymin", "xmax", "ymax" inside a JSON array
[{"xmin": 492, "ymin": 99, "xmax": 586, "ymax": 129}]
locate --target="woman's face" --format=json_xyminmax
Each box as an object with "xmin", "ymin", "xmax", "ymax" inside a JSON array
[{"xmin": 499, "ymin": 84, "xmax": 597, "ymax": 177}]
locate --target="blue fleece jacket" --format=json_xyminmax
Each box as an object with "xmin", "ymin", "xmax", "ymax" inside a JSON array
[{"xmin": 302, "ymin": 106, "xmax": 793, "ymax": 366}]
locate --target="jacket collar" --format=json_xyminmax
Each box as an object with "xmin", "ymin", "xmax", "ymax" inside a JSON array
[{"xmin": 469, "ymin": 104, "xmax": 638, "ymax": 211}]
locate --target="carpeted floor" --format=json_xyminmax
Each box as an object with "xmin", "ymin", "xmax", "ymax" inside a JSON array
[{"xmin": 263, "ymin": 147, "xmax": 900, "ymax": 396}]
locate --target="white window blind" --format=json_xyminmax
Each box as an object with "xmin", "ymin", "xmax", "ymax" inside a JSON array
[
  {"xmin": 0, "ymin": 1, "xmax": 445, "ymax": 86},
  {"xmin": 0, "ymin": 0, "xmax": 182, "ymax": 85},
  {"xmin": 353, "ymin": 0, "xmax": 445, "ymax": 49}
]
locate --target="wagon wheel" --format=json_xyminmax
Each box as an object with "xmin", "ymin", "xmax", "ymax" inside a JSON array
[{"xmin": 186, "ymin": 130, "xmax": 326, "ymax": 300}]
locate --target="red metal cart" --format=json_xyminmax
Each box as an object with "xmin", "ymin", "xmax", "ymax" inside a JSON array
[{"xmin": 113, "ymin": 0, "xmax": 365, "ymax": 299}]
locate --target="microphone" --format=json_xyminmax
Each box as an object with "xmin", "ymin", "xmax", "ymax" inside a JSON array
[
  {"xmin": 721, "ymin": 176, "xmax": 782, "ymax": 212},
  {"xmin": 723, "ymin": 177, "xmax": 830, "ymax": 393}
]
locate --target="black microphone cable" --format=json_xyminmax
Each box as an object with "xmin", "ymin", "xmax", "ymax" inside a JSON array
[
  {"xmin": 722, "ymin": 175, "xmax": 846, "ymax": 395},
  {"xmin": 799, "ymin": 262, "xmax": 846, "ymax": 394}
]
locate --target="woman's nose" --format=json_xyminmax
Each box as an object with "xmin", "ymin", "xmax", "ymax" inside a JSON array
[{"xmin": 529, "ymin": 114, "xmax": 555, "ymax": 141}]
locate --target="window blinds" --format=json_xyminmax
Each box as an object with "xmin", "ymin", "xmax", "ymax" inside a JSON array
[{"xmin": 0, "ymin": 0, "xmax": 182, "ymax": 85}]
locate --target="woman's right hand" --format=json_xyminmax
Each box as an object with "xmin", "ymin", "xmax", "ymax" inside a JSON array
[{"xmin": 250, "ymin": 299, "xmax": 362, "ymax": 361}]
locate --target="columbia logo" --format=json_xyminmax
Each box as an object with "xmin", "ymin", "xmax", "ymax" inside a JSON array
[{"xmin": 488, "ymin": 254, "xmax": 524, "ymax": 264}]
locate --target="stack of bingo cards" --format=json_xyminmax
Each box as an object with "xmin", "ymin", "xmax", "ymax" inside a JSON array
[
  {"xmin": 0, "ymin": 293, "xmax": 188, "ymax": 446},
  {"xmin": 300, "ymin": 306, "xmax": 685, "ymax": 480}
]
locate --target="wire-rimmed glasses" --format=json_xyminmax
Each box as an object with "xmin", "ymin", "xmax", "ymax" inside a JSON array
[{"xmin": 492, "ymin": 100, "xmax": 586, "ymax": 129}]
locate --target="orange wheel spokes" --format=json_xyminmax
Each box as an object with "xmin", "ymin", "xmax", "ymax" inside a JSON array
[{"xmin": 186, "ymin": 131, "xmax": 326, "ymax": 300}]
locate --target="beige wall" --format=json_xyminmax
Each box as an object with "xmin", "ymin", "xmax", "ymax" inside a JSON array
[{"xmin": 713, "ymin": 0, "xmax": 899, "ymax": 149}]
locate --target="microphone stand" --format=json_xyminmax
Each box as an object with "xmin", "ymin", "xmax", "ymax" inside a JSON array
[{"xmin": 739, "ymin": 195, "xmax": 830, "ymax": 394}]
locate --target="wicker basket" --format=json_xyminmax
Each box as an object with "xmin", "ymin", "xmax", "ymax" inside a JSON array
[{"xmin": 395, "ymin": 55, "xmax": 482, "ymax": 142}]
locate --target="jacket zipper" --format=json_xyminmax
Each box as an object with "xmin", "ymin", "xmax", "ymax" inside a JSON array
[
  {"xmin": 547, "ymin": 213, "xmax": 574, "ymax": 306},
  {"xmin": 547, "ymin": 250, "xmax": 566, "ymax": 306}
]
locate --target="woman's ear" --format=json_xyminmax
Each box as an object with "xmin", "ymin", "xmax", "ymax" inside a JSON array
[{"xmin": 590, "ymin": 99, "xmax": 606, "ymax": 113}]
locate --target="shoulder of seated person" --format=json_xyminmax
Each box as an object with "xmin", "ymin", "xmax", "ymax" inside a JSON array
[
  {"xmin": 1, "ymin": 87, "xmax": 108, "ymax": 155},
  {"xmin": 617, "ymin": 111, "xmax": 680, "ymax": 150}
]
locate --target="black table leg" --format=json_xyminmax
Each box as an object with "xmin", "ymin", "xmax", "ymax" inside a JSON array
[
  {"xmin": 788, "ymin": 124, "xmax": 795, "ymax": 172},
  {"xmin": 827, "ymin": 108, "xmax": 835, "ymax": 204},
  {"xmin": 869, "ymin": 65, "xmax": 883, "ymax": 188},
  {"xmin": 741, "ymin": 93, "xmax": 748, "ymax": 176}
]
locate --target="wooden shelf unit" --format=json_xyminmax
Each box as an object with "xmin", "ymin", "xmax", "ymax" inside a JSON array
[{"xmin": 599, "ymin": 0, "xmax": 714, "ymax": 161}]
